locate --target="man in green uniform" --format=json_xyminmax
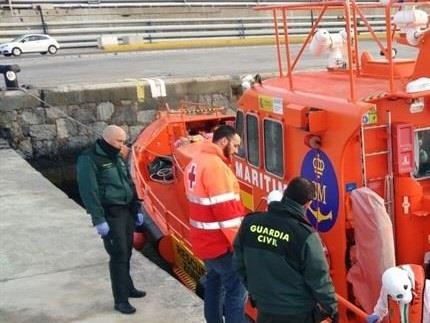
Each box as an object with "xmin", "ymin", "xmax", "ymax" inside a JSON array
[
  {"xmin": 77, "ymin": 125, "xmax": 145, "ymax": 315},
  {"xmin": 233, "ymin": 176, "xmax": 338, "ymax": 323}
]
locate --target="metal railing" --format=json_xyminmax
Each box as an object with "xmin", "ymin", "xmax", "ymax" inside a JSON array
[
  {"xmin": 0, "ymin": 15, "xmax": 386, "ymax": 49},
  {"xmin": 1, "ymin": 0, "xmax": 377, "ymax": 9}
]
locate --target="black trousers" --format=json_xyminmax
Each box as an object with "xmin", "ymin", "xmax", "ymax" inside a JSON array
[
  {"xmin": 102, "ymin": 205, "xmax": 135, "ymax": 303},
  {"xmin": 257, "ymin": 311, "xmax": 316, "ymax": 323}
]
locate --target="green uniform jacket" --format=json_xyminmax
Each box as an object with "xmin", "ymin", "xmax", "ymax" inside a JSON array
[
  {"xmin": 233, "ymin": 200, "xmax": 337, "ymax": 317},
  {"xmin": 76, "ymin": 140, "xmax": 134, "ymax": 225}
]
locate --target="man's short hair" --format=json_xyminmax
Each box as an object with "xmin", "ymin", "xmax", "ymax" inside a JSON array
[
  {"xmin": 283, "ymin": 176, "xmax": 315, "ymax": 205},
  {"xmin": 212, "ymin": 125, "xmax": 237, "ymax": 143}
]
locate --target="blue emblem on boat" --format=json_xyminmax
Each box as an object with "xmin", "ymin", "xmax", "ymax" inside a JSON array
[{"xmin": 300, "ymin": 150, "xmax": 339, "ymax": 232}]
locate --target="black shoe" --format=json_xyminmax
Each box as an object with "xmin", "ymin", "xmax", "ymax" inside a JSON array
[
  {"xmin": 114, "ymin": 302, "xmax": 136, "ymax": 314},
  {"xmin": 129, "ymin": 288, "xmax": 146, "ymax": 298}
]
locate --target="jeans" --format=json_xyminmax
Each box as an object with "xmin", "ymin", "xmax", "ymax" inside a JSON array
[
  {"xmin": 102, "ymin": 205, "xmax": 135, "ymax": 303},
  {"xmin": 203, "ymin": 251, "xmax": 247, "ymax": 323}
]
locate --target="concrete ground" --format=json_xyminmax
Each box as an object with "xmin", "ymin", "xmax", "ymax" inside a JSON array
[{"xmin": 0, "ymin": 146, "xmax": 203, "ymax": 323}]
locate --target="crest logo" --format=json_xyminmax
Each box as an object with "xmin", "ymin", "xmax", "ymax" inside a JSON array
[
  {"xmin": 301, "ymin": 150, "xmax": 339, "ymax": 232},
  {"xmin": 312, "ymin": 155, "xmax": 325, "ymax": 177}
]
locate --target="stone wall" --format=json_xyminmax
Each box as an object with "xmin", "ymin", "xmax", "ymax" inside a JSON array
[{"xmin": 0, "ymin": 76, "xmax": 241, "ymax": 159}]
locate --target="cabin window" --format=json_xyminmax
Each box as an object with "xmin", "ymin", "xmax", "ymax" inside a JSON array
[
  {"xmin": 414, "ymin": 128, "xmax": 430, "ymax": 178},
  {"xmin": 246, "ymin": 114, "xmax": 259, "ymax": 166},
  {"xmin": 235, "ymin": 110, "xmax": 245, "ymax": 158},
  {"xmin": 264, "ymin": 119, "xmax": 284, "ymax": 177}
]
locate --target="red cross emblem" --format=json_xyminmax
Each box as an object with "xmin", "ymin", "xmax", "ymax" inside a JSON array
[{"xmin": 188, "ymin": 164, "xmax": 197, "ymax": 190}]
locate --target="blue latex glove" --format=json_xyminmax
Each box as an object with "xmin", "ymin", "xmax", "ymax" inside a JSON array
[
  {"xmin": 367, "ymin": 314, "xmax": 380, "ymax": 323},
  {"xmin": 135, "ymin": 212, "xmax": 144, "ymax": 226},
  {"xmin": 96, "ymin": 222, "xmax": 110, "ymax": 237}
]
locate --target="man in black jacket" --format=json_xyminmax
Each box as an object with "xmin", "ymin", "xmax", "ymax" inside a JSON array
[
  {"xmin": 233, "ymin": 176, "xmax": 338, "ymax": 323},
  {"xmin": 77, "ymin": 125, "xmax": 145, "ymax": 315}
]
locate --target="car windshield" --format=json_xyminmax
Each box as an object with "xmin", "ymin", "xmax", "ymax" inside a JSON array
[
  {"xmin": 10, "ymin": 35, "xmax": 26, "ymax": 42},
  {"xmin": 414, "ymin": 128, "xmax": 430, "ymax": 179}
]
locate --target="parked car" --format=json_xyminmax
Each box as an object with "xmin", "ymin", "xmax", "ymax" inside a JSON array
[{"xmin": 0, "ymin": 34, "xmax": 60, "ymax": 57}]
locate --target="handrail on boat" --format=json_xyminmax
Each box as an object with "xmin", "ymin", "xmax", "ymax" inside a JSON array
[
  {"xmin": 132, "ymin": 145, "xmax": 191, "ymax": 232},
  {"xmin": 336, "ymin": 293, "xmax": 368, "ymax": 320},
  {"xmin": 165, "ymin": 101, "xmax": 226, "ymax": 115},
  {"xmin": 141, "ymin": 176, "xmax": 191, "ymax": 245},
  {"xmin": 255, "ymin": 0, "xmax": 430, "ymax": 101},
  {"xmin": 131, "ymin": 146, "xmax": 147, "ymax": 190},
  {"xmin": 165, "ymin": 209, "xmax": 192, "ymax": 246}
]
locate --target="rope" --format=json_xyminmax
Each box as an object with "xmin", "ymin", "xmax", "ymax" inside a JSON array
[{"xmin": 149, "ymin": 167, "xmax": 174, "ymax": 184}]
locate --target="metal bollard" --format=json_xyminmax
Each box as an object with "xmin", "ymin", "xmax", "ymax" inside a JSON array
[{"xmin": 0, "ymin": 65, "xmax": 20, "ymax": 90}]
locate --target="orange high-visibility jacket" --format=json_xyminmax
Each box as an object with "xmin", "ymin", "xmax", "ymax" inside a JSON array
[{"xmin": 184, "ymin": 141, "xmax": 245, "ymax": 260}]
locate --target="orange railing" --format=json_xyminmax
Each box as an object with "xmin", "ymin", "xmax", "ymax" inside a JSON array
[
  {"xmin": 132, "ymin": 144, "xmax": 192, "ymax": 244},
  {"xmin": 255, "ymin": 0, "xmax": 430, "ymax": 101},
  {"xmin": 337, "ymin": 293, "xmax": 368, "ymax": 321}
]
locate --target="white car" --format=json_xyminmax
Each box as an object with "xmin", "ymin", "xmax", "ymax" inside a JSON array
[{"xmin": 0, "ymin": 34, "xmax": 60, "ymax": 57}]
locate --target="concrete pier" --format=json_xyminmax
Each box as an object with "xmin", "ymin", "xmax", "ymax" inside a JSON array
[{"xmin": 0, "ymin": 145, "xmax": 203, "ymax": 323}]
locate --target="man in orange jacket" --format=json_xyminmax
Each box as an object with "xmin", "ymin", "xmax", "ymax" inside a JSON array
[{"xmin": 184, "ymin": 125, "xmax": 247, "ymax": 323}]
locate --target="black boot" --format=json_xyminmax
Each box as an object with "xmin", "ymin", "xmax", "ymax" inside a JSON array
[
  {"xmin": 129, "ymin": 288, "xmax": 146, "ymax": 298},
  {"xmin": 114, "ymin": 302, "xmax": 136, "ymax": 314}
]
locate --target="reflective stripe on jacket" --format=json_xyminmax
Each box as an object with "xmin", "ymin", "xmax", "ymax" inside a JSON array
[
  {"xmin": 184, "ymin": 141, "xmax": 244, "ymax": 260},
  {"xmin": 190, "ymin": 217, "xmax": 243, "ymax": 230}
]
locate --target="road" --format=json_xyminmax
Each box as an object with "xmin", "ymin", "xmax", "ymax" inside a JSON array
[{"xmin": 0, "ymin": 43, "xmax": 418, "ymax": 89}]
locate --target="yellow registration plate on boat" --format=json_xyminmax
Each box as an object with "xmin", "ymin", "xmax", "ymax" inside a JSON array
[{"xmin": 172, "ymin": 237, "xmax": 205, "ymax": 284}]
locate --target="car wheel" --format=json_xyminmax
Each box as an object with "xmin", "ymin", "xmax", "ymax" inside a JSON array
[
  {"xmin": 40, "ymin": 52, "xmax": 47, "ymax": 55},
  {"xmin": 4, "ymin": 53, "xmax": 12, "ymax": 57},
  {"xmin": 48, "ymin": 45, "xmax": 57, "ymax": 55},
  {"xmin": 12, "ymin": 47, "xmax": 21, "ymax": 57}
]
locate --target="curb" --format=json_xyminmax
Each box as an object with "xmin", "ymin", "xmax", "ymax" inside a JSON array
[{"xmin": 102, "ymin": 33, "xmax": 387, "ymax": 52}]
